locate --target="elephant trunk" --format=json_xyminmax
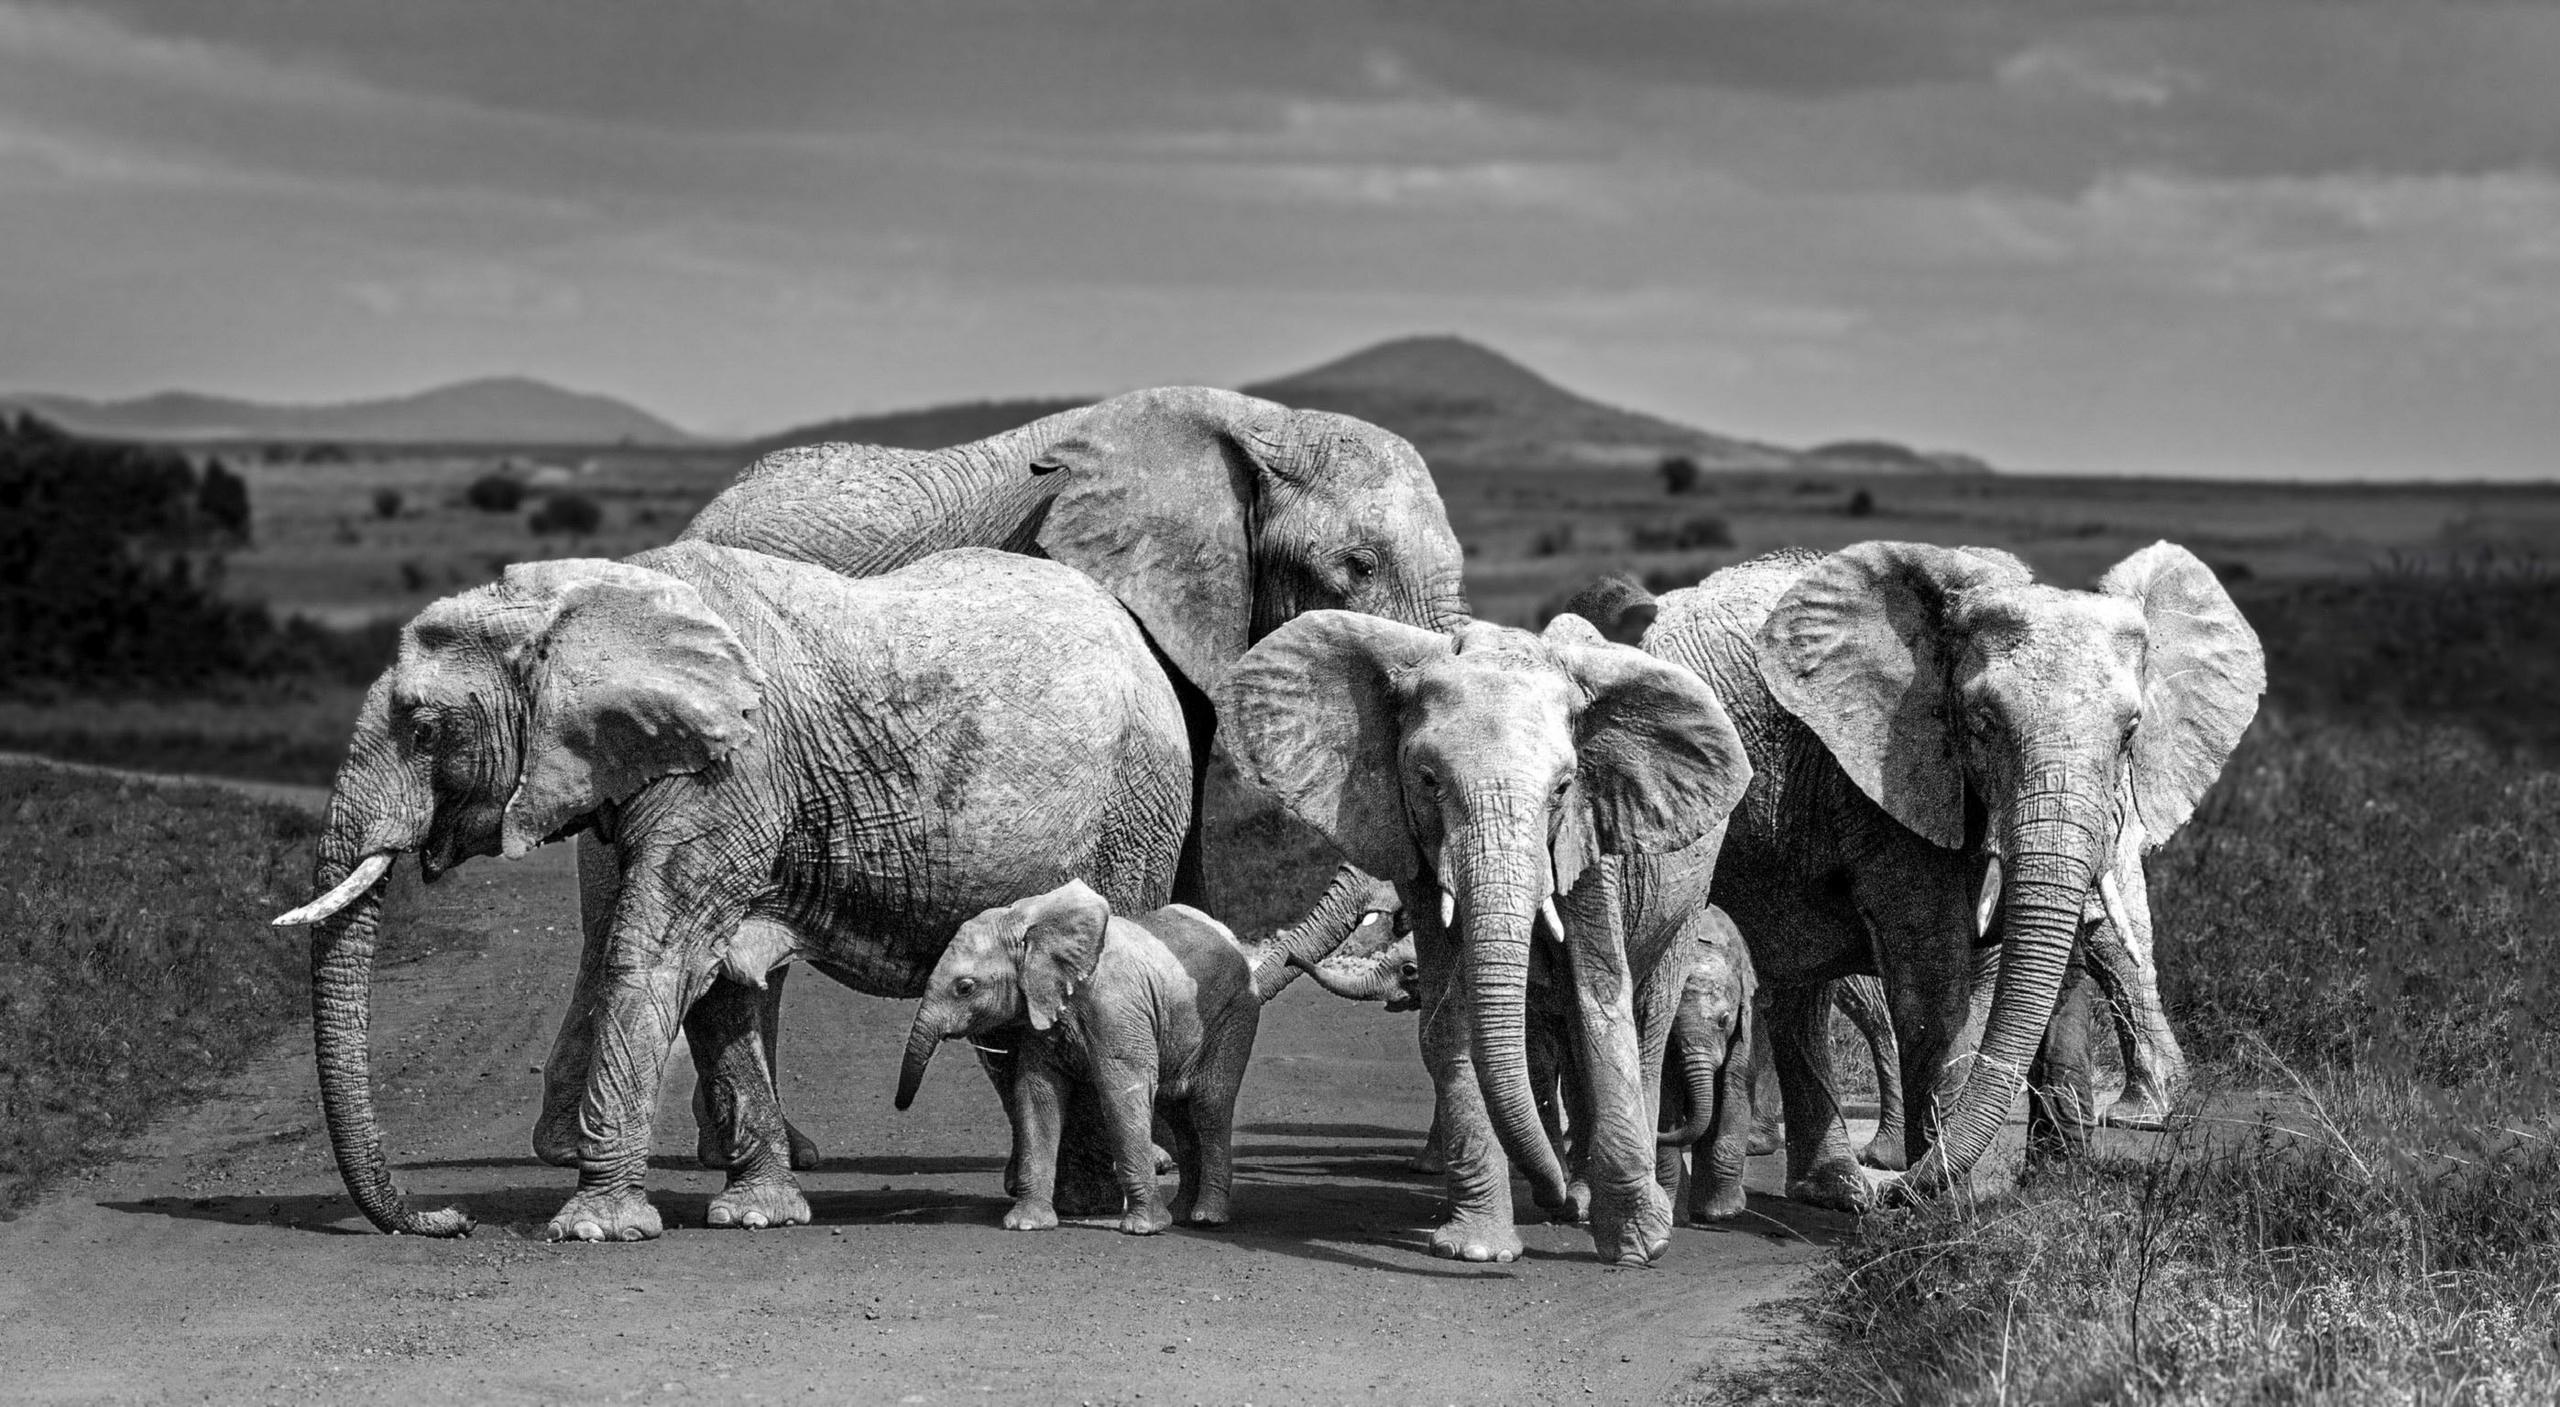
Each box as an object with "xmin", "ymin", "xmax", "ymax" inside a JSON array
[
  {"xmin": 1250, "ymin": 864, "xmax": 1395, "ymax": 1004},
  {"xmin": 894, "ymin": 1007, "xmax": 949, "ymax": 1112},
  {"xmin": 302, "ymin": 791, "xmax": 470, "ymax": 1236},
  {"xmin": 1906, "ymin": 777, "xmax": 2106, "ymax": 1195},
  {"xmin": 1658, "ymin": 1015, "xmax": 1726, "ymax": 1147},
  {"xmin": 1290, "ymin": 950, "xmax": 1397, "ymax": 1002},
  {"xmin": 1450, "ymin": 816, "xmax": 1572, "ymax": 1212}
]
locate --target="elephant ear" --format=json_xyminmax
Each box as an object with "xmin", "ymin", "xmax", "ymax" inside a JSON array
[
  {"xmin": 1222, "ymin": 609, "xmax": 1451, "ymax": 882},
  {"xmin": 1555, "ymin": 640, "xmax": 1752, "ymax": 864},
  {"xmin": 2098, "ymin": 541, "xmax": 2265, "ymax": 840},
  {"xmin": 1556, "ymin": 574, "xmax": 1660, "ymax": 647},
  {"xmin": 1757, "ymin": 541, "xmax": 2014, "ymax": 849},
  {"xmin": 1031, "ymin": 387, "xmax": 1283, "ymax": 700},
  {"xmin": 1015, "ymin": 880, "xmax": 1112, "ymax": 1032},
  {"xmin": 498, "ymin": 559, "xmax": 765, "ymax": 858}
]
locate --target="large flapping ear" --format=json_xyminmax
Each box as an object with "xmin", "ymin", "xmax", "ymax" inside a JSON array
[
  {"xmin": 1222, "ymin": 610, "xmax": 1451, "ymax": 881},
  {"xmin": 498, "ymin": 559, "xmax": 764, "ymax": 858},
  {"xmin": 1014, "ymin": 880, "xmax": 1112, "ymax": 1032},
  {"xmin": 1554, "ymin": 639, "xmax": 1753, "ymax": 864},
  {"xmin": 2098, "ymin": 541, "xmax": 2266, "ymax": 840},
  {"xmin": 1032, "ymin": 387, "xmax": 1281, "ymax": 698},
  {"xmin": 1757, "ymin": 541, "xmax": 2014, "ymax": 849}
]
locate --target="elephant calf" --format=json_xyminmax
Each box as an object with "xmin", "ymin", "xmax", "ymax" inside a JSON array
[
  {"xmin": 1654, "ymin": 906, "xmax": 1756, "ymax": 1225},
  {"xmin": 896, "ymin": 880, "xmax": 1266, "ymax": 1235}
]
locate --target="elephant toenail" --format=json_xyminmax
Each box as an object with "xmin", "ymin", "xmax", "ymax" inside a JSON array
[
  {"xmin": 744, "ymin": 1213, "xmax": 768, "ymax": 1229},
  {"xmin": 575, "ymin": 1222, "xmax": 603, "ymax": 1242},
  {"xmin": 708, "ymin": 1209, "xmax": 732, "ymax": 1226},
  {"xmin": 619, "ymin": 1226, "xmax": 645, "ymax": 1241}
]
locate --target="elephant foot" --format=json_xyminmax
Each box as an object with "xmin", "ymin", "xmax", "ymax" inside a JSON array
[
  {"xmin": 706, "ymin": 1179, "xmax": 810, "ymax": 1231},
  {"xmin": 1554, "ymin": 1177, "xmax": 1592, "ymax": 1226},
  {"xmin": 544, "ymin": 1187, "xmax": 663, "ymax": 1243},
  {"xmin": 1688, "ymin": 1178, "xmax": 1748, "ymax": 1225},
  {"xmin": 1590, "ymin": 1183, "xmax": 1673, "ymax": 1268},
  {"xmin": 1429, "ymin": 1213, "xmax": 1523, "ymax": 1264},
  {"xmin": 2103, "ymin": 1089, "xmax": 2176, "ymax": 1132},
  {"xmin": 1786, "ymin": 1159, "xmax": 1876, "ymax": 1214},
  {"xmin": 1151, "ymin": 1143, "xmax": 1176, "ymax": 1175},
  {"xmin": 1001, "ymin": 1199, "xmax": 1058, "ymax": 1231},
  {"xmin": 1119, "ymin": 1203, "xmax": 1174, "ymax": 1236},
  {"xmin": 1746, "ymin": 1120, "xmax": 1784, "ymax": 1159},
  {"xmin": 694, "ymin": 1116, "xmax": 823, "ymax": 1172},
  {"xmin": 1859, "ymin": 1132, "xmax": 1910, "ymax": 1172},
  {"xmin": 1171, "ymin": 1186, "xmax": 1231, "ymax": 1227}
]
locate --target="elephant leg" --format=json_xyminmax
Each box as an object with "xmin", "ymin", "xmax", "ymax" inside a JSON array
[
  {"xmin": 1000, "ymin": 1053, "xmax": 1064, "ymax": 1231},
  {"xmin": 1528, "ymin": 983, "xmax": 1589, "ymax": 1223},
  {"xmin": 1093, "ymin": 1057, "xmax": 1170, "ymax": 1236},
  {"xmin": 687, "ymin": 977, "xmax": 810, "ymax": 1231},
  {"xmin": 2026, "ymin": 948, "xmax": 2097, "ymax": 1166},
  {"xmin": 977, "ymin": 1042, "xmax": 1119, "ymax": 1216},
  {"xmin": 535, "ymin": 831, "xmax": 621, "ymax": 1167},
  {"xmin": 544, "ymin": 955, "xmax": 711, "ymax": 1244},
  {"xmin": 1561, "ymin": 876, "xmax": 1673, "ymax": 1267},
  {"xmin": 1408, "ymin": 1108, "xmax": 1449, "ymax": 1176},
  {"xmin": 1174, "ymin": 1019, "xmax": 1249, "ymax": 1228},
  {"xmin": 1832, "ymin": 975, "xmax": 1906, "ymax": 1171},
  {"xmin": 1634, "ymin": 942, "xmax": 1684, "ymax": 1204},
  {"xmin": 1766, "ymin": 982, "xmax": 1869, "ymax": 1213},
  {"xmin": 1745, "ymin": 1012, "xmax": 1784, "ymax": 1157},
  {"xmin": 2086, "ymin": 870, "xmax": 2184, "ymax": 1130},
  {"xmin": 1413, "ymin": 916, "xmax": 1522, "ymax": 1263},
  {"xmin": 689, "ymin": 939, "xmax": 823, "ymax": 1172}
]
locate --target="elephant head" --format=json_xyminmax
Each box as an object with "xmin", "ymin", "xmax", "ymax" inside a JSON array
[
  {"xmin": 1225, "ymin": 612, "xmax": 1752, "ymax": 1207},
  {"xmin": 1289, "ymin": 925, "xmax": 1422, "ymax": 1011},
  {"xmin": 272, "ymin": 555, "xmax": 764, "ymax": 1235},
  {"xmin": 1757, "ymin": 539, "xmax": 2262, "ymax": 1192},
  {"xmin": 896, "ymin": 881, "xmax": 1111, "ymax": 1110}
]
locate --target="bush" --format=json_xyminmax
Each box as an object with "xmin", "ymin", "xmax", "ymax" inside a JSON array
[
  {"xmin": 529, "ymin": 491, "xmax": 603, "ymax": 537},
  {"xmin": 1845, "ymin": 488, "xmax": 1875, "ymax": 517},
  {"xmin": 1629, "ymin": 513, "xmax": 1735, "ymax": 553},
  {"xmin": 196, "ymin": 459, "xmax": 250, "ymax": 541},
  {"xmin": 1529, "ymin": 525, "xmax": 1575, "ymax": 558},
  {"xmin": 1659, "ymin": 454, "xmax": 1703, "ymax": 495},
  {"xmin": 371, "ymin": 488, "xmax": 403, "ymax": 520},
  {"xmin": 464, "ymin": 472, "xmax": 525, "ymax": 512}
]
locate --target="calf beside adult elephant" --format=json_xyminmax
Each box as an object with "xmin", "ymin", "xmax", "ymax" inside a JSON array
[
  {"xmin": 274, "ymin": 546, "xmax": 1191, "ymax": 1240},
  {"xmin": 1582, "ymin": 540, "xmax": 2261, "ymax": 1207},
  {"xmin": 1226, "ymin": 612, "xmax": 1753, "ymax": 1264},
  {"xmin": 537, "ymin": 387, "xmax": 1469, "ymax": 1194}
]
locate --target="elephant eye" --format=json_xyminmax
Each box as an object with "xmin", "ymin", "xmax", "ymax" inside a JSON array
[
  {"xmin": 1415, "ymin": 765, "xmax": 1440, "ymax": 794},
  {"xmin": 953, "ymin": 976, "xmax": 978, "ymax": 996},
  {"xmin": 408, "ymin": 715, "xmax": 441, "ymax": 752},
  {"xmin": 1342, "ymin": 548, "xmax": 1380, "ymax": 580},
  {"xmin": 1551, "ymin": 774, "xmax": 1574, "ymax": 800},
  {"xmin": 1399, "ymin": 962, "xmax": 1419, "ymax": 980}
]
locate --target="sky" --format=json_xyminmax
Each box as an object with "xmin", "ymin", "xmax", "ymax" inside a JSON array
[{"xmin": 3, "ymin": 1, "xmax": 2558, "ymax": 478}]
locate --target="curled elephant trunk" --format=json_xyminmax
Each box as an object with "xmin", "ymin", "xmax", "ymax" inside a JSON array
[
  {"xmin": 894, "ymin": 1011, "xmax": 946, "ymax": 1112},
  {"xmin": 1904, "ymin": 788, "xmax": 2106, "ymax": 1195},
  {"xmin": 1658, "ymin": 1027, "xmax": 1725, "ymax": 1147},
  {"xmin": 1451, "ymin": 828, "xmax": 1572, "ymax": 1213},
  {"xmin": 1289, "ymin": 949, "xmax": 1397, "ymax": 1002}
]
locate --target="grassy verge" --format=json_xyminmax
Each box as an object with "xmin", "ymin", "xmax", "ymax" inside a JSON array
[
  {"xmin": 0, "ymin": 767, "xmax": 320, "ymax": 1212},
  {"xmin": 0, "ymin": 685, "xmax": 363, "ymax": 789}
]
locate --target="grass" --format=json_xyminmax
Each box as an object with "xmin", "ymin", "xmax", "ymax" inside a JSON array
[
  {"xmin": 0, "ymin": 684, "xmax": 366, "ymax": 789},
  {"xmin": 1726, "ymin": 569, "xmax": 2560, "ymax": 1405},
  {"xmin": 0, "ymin": 768, "xmax": 320, "ymax": 1212}
]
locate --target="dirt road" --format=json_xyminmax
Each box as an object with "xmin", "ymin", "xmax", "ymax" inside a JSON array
[{"xmin": 0, "ymin": 788, "xmax": 1851, "ymax": 1405}]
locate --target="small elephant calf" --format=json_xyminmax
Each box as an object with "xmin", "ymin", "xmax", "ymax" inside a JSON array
[
  {"xmin": 1655, "ymin": 906, "xmax": 1757, "ymax": 1225},
  {"xmin": 896, "ymin": 880, "xmax": 1260, "ymax": 1235}
]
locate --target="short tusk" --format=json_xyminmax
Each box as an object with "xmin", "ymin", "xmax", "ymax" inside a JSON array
[
  {"xmin": 1440, "ymin": 888, "xmax": 1457, "ymax": 930},
  {"xmin": 1539, "ymin": 896, "xmax": 1565, "ymax": 942},
  {"xmin": 272, "ymin": 853, "xmax": 395, "ymax": 927},
  {"xmin": 1975, "ymin": 856, "xmax": 2002, "ymax": 938}
]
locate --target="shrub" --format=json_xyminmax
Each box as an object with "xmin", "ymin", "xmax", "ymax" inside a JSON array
[
  {"xmin": 464, "ymin": 472, "xmax": 525, "ymax": 512},
  {"xmin": 529, "ymin": 491, "xmax": 603, "ymax": 537},
  {"xmin": 196, "ymin": 459, "xmax": 250, "ymax": 541},
  {"xmin": 1529, "ymin": 525, "xmax": 1576, "ymax": 558},
  {"xmin": 1659, "ymin": 454, "xmax": 1703, "ymax": 495},
  {"xmin": 1629, "ymin": 513, "xmax": 1735, "ymax": 553},
  {"xmin": 1845, "ymin": 488, "xmax": 1875, "ymax": 517},
  {"xmin": 371, "ymin": 488, "xmax": 403, "ymax": 520}
]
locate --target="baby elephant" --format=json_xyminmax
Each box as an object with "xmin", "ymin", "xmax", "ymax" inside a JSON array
[
  {"xmin": 896, "ymin": 880, "xmax": 1260, "ymax": 1235},
  {"xmin": 1655, "ymin": 906, "xmax": 1757, "ymax": 1225}
]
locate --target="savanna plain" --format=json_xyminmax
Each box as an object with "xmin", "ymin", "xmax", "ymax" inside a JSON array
[{"xmin": 4, "ymin": 433, "xmax": 2558, "ymax": 1403}]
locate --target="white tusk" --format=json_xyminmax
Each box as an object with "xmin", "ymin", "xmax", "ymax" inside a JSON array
[
  {"xmin": 1539, "ymin": 897, "xmax": 1566, "ymax": 941},
  {"xmin": 2097, "ymin": 868, "xmax": 2136, "ymax": 946},
  {"xmin": 272, "ymin": 853, "xmax": 394, "ymax": 927},
  {"xmin": 1439, "ymin": 888, "xmax": 1457, "ymax": 930},
  {"xmin": 1975, "ymin": 857, "xmax": 2002, "ymax": 938}
]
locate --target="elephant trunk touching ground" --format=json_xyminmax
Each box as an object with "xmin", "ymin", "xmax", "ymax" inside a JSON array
[
  {"xmin": 290, "ymin": 686, "xmax": 472, "ymax": 1237},
  {"xmin": 1447, "ymin": 797, "xmax": 1573, "ymax": 1211},
  {"xmin": 1904, "ymin": 770, "xmax": 2110, "ymax": 1195}
]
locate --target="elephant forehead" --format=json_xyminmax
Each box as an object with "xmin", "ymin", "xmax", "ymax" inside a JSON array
[{"xmin": 1402, "ymin": 657, "xmax": 1580, "ymax": 750}]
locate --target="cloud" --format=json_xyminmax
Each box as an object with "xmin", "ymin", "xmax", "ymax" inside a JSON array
[
  {"xmin": 341, "ymin": 260, "xmax": 585, "ymax": 322},
  {"xmin": 1996, "ymin": 43, "xmax": 2193, "ymax": 109}
]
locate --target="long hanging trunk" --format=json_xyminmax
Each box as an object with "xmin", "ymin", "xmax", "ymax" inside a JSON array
[
  {"xmin": 1904, "ymin": 790, "xmax": 2107, "ymax": 1195},
  {"xmin": 1450, "ymin": 824, "xmax": 1572, "ymax": 1211},
  {"xmin": 308, "ymin": 834, "xmax": 471, "ymax": 1236}
]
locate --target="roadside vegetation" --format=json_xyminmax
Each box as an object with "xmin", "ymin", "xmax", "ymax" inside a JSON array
[
  {"xmin": 0, "ymin": 770, "xmax": 319, "ymax": 1212},
  {"xmin": 1736, "ymin": 566, "xmax": 2560, "ymax": 1404}
]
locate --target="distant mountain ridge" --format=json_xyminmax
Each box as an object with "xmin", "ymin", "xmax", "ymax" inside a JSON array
[
  {"xmin": 0, "ymin": 376, "xmax": 690, "ymax": 445},
  {"xmin": 748, "ymin": 335, "xmax": 1986, "ymax": 474}
]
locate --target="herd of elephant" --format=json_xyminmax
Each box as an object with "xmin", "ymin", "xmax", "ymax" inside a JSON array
[{"xmin": 268, "ymin": 385, "xmax": 2265, "ymax": 1269}]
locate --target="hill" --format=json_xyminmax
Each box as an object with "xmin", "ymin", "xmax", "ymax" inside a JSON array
[
  {"xmin": 1241, "ymin": 335, "xmax": 1795, "ymax": 471},
  {"xmin": 0, "ymin": 376, "xmax": 690, "ymax": 445}
]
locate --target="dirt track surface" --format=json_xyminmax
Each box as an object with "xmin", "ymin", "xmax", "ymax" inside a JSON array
[{"xmin": 0, "ymin": 781, "xmax": 1853, "ymax": 1406}]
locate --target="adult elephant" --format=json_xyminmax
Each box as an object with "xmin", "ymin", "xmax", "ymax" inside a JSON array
[
  {"xmin": 1624, "ymin": 540, "xmax": 2260, "ymax": 1206},
  {"xmin": 274, "ymin": 546, "xmax": 1192, "ymax": 1239},
  {"xmin": 534, "ymin": 386, "xmax": 1469, "ymax": 1186},
  {"xmin": 1226, "ymin": 613, "xmax": 1753, "ymax": 1264}
]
